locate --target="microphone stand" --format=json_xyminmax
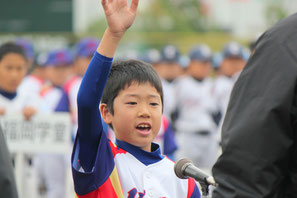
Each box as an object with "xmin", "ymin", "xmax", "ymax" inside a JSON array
[
  {"xmin": 196, "ymin": 177, "xmax": 213, "ymax": 197},
  {"xmin": 199, "ymin": 181, "xmax": 210, "ymax": 197}
]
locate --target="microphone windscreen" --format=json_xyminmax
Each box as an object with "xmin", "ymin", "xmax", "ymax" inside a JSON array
[{"xmin": 174, "ymin": 158, "xmax": 193, "ymax": 179}]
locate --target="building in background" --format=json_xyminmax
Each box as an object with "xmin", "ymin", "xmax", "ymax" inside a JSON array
[{"xmin": 0, "ymin": 0, "xmax": 72, "ymax": 32}]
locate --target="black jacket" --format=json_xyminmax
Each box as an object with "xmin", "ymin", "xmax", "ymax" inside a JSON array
[
  {"xmin": 212, "ymin": 13, "xmax": 297, "ymax": 198},
  {"xmin": 0, "ymin": 125, "xmax": 18, "ymax": 198}
]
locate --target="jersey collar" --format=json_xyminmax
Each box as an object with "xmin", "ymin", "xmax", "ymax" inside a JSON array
[
  {"xmin": 0, "ymin": 89, "xmax": 17, "ymax": 100},
  {"xmin": 115, "ymin": 139, "xmax": 164, "ymax": 166}
]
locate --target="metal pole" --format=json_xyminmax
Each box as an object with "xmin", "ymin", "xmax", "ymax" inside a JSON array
[{"xmin": 14, "ymin": 152, "xmax": 24, "ymax": 198}]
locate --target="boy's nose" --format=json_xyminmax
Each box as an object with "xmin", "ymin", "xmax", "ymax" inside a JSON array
[
  {"xmin": 138, "ymin": 104, "xmax": 150, "ymax": 118},
  {"xmin": 10, "ymin": 70, "xmax": 20, "ymax": 79}
]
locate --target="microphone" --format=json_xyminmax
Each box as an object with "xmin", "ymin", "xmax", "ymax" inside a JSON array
[{"xmin": 174, "ymin": 158, "xmax": 216, "ymax": 186}]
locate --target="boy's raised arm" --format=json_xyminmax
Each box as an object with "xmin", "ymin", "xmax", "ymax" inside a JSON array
[
  {"xmin": 75, "ymin": 0, "xmax": 140, "ymax": 173},
  {"xmin": 77, "ymin": 0, "xmax": 139, "ymax": 147},
  {"xmin": 97, "ymin": 0, "xmax": 139, "ymax": 58}
]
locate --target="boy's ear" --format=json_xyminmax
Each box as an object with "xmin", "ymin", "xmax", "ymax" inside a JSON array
[{"xmin": 100, "ymin": 103, "xmax": 112, "ymax": 124}]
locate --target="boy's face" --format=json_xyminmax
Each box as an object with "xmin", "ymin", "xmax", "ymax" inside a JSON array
[
  {"xmin": 0, "ymin": 53, "xmax": 27, "ymax": 93},
  {"xmin": 188, "ymin": 60, "xmax": 212, "ymax": 79},
  {"xmin": 46, "ymin": 65, "xmax": 71, "ymax": 87},
  {"xmin": 221, "ymin": 57, "xmax": 246, "ymax": 77},
  {"xmin": 102, "ymin": 82, "xmax": 162, "ymax": 152},
  {"xmin": 156, "ymin": 62, "xmax": 183, "ymax": 82},
  {"xmin": 75, "ymin": 56, "xmax": 92, "ymax": 76}
]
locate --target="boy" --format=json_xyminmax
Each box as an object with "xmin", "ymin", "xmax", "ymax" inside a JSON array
[
  {"xmin": 174, "ymin": 44, "xmax": 219, "ymax": 171},
  {"xmin": 71, "ymin": 0, "xmax": 201, "ymax": 197},
  {"xmin": 36, "ymin": 49, "xmax": 73, "ymax": 198},
  {"xmin": 212, "ymin": 42, "xmax": 247, "ymax": 134},
  {"xmin": 64, "ymin": 37, "xmax": 102, "ymax": 138},
  {"xmin": 0, "ymin": 42, "xmax": 46, "ymax": 197},
  {"xmin": 0, "ymin": 42, "xmax": 44, "ymax": 121}
]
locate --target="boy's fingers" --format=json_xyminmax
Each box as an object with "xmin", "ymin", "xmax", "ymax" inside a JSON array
[
  {"xmin": 101, "ymin": 0, "xmax": 107, "ymax": 7},
  {"xmin": 102, "ymin": 0, "xmax": 111, "ymax": 11},
  {"xmin": 130, "ymin": 0, "xmax": 139, "ymax": 13}
]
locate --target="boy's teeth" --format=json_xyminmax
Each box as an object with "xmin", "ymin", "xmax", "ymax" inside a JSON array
[{"xmin": 139, "ymin": 124, "xmax": 149, "ymax": 127}]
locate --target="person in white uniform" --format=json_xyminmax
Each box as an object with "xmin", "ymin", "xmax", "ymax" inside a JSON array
[
  {"xmin": 18, "ymin": 52, "xmax": 48, "ymax": 96},
  {"xmin": 152, "ymin": 45, "xmax": 182, "ymax": 123},
  {"xmin": 0, "ymin": 42, "xmax": 46, "ymax": 198},
  {"xmin": 212, "ymin": 42, "xmax": 249, "ymax": 141},
  {"xmin": 175, "ymin": 44, "xmax": 219, "ymax": 171},
  {"xmin": 36, "ymin": 49, "xmax": 73, "ymax": 198}
]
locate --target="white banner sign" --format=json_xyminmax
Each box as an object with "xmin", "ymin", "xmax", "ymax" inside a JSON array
[{"xmin": 0, "ymin": 113, "xmax": 72, "ymax": 154}]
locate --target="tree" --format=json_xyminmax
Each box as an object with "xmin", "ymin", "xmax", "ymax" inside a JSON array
[{"xmin": 265, "ymin": 0, "xmax": 288, "ymax": 28}]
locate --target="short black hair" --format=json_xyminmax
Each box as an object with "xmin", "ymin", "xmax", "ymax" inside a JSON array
[
  {"xmin": 0, "ymin": 42, "xmax": 27, "ymax": 62},
  {"xmin": 102, "ymin": 59, "xmax": 163, "ymax": 115}
]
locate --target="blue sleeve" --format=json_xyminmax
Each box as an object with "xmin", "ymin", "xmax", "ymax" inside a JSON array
[
  {"xmin": 55, "ymin": 90, "xmax": 70, "ymax": 112},
  {"xmin": 77, "ymin": 52, "xmax": 113, "ymax": 144},
  {"xmin": 71, "ymin": 52, "xmax": 115, "ymax": 195},
  {"xmin": 163, "ymin": 123, "xmax": 178, "ymax": 156}
]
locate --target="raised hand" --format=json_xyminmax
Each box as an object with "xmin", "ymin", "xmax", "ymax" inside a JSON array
[{"xmin": 101, "ymin": 0, "xmax": 139, "ymax": 37}]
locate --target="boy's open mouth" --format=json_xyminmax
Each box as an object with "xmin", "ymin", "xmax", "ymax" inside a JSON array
[{"xmin": 136, "ymin": 123, "xmax": 152, "ymax": 134}]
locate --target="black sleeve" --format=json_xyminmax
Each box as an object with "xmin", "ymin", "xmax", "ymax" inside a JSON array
[
  {"xmin": 212, "ymin": 13, "xmax": 297, "ymax": 198},
  {"xmin": 0, "ymin": 125, "xmax": 18, "ymax": 198}
]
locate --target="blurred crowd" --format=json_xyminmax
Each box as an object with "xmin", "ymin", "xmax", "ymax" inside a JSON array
[{"xmin": 0, "ymin": 37, "xmax": 253, "ymax": 198}]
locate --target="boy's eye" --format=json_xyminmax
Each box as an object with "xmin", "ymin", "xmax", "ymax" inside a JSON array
[
  {"xmin": 6, "ymin": 65, "xmax": 13, "ymax": 71},
  {"xmin": 150, "ymin": 102, "xmax": 159, "ymax": 106},
  {"xmin": 127, "ymin": 102, "xmax": 137, "ymax": 105}
]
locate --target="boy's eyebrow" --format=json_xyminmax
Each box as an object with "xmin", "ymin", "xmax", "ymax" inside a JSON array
[{"xmin": 124, "ymin": 94, "xmax": 160, "ymax": 99}]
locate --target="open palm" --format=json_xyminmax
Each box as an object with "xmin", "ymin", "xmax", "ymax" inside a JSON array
[{"xmin": 102, "ymin": 0, "xmax": 139, "ymax": 36}]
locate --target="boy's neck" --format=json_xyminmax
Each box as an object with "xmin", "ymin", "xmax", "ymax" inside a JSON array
[{"xmin": 191, "ymin": 76, "xmax": 205, "ymax": 82}]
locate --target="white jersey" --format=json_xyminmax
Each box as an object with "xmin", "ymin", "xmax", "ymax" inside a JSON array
[
  {"xmin": 0, "ymin": 91, "xmax": 47, "ymax": 114},
  {"xmin": 213, "ymin": 72, "xmax": 242, "ymax": 136},
  {"xmin": 212, "ymin": 75, "xmax": 235, "ymax": 115},
  {"xmin": 174, "ymin": 76, "xmax": 220, "ymax": 169},
  {"xmin": 41, "ymin": 86, "xmax": 69, "ymax": 113},
  {"xmin": 72, "ymin": 138, "xmax": 200, "ymax": 198},
  {"xmin": 174, "ymin": 76, "xmax": 217, "ymax": 133},
  {"xmin": 18, "ymin": 74, "xmax": 44, "ymax": 95},
  {"xmin": 114, "ymin": 149, "xmax": 192, "ymax": 198},
  {"xmin": 162, "ymin": 79, "xmax": 176, "ymax": 120}
]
